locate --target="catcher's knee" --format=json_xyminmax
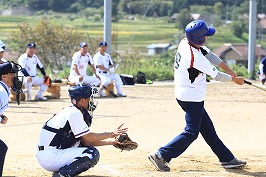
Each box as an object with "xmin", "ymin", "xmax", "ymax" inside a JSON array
[
  {"xmin": 82, "ymin": 146, "xmax": 100, "ymax": 168},
  {"xmin": 58, "ymin": 147, "xmax": 100, "ymax": 176}
]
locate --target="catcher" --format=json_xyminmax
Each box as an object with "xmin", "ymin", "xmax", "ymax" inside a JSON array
[{"xmin": 36, "ymin": 84, "xmax": 130, "ymax": 177}]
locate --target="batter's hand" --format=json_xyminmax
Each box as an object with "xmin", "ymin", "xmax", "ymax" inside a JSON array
[
  {"xmin": 110, "ymin": 123, "xmax": 128, "ymax": 138},
  {"xmin": 232, "ymin": 77, "xmax": 244, "ymax": 85}
]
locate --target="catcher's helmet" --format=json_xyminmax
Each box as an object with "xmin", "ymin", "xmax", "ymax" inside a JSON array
[
  {"xmin": 185, "ymin": 20, "xmax": 216, "ymax": 45},
  {"xmin": 68, "ymin": 84, "xmax": 93, "ymax": 101}
]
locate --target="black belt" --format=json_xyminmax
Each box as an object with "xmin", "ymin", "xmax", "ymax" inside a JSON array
[
  {"xmin": 99, "ymin": 71, "xmax": 107, "ymax": 74},
  {"xmin": 38, "ymin": 146, "xmax": 44, "ymax": 151}
]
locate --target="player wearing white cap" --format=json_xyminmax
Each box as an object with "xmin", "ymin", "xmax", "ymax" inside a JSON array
[
  {"xmin": 68, "ymin": 42, "xmax": 100, "ymax": 86},
  {"xmin": 93, "ymin": 42, "xmax": 126, "ymax": 97},
  {"xmin": 18, "ymin": 43, "xmax": 49, "ymax": 101}
]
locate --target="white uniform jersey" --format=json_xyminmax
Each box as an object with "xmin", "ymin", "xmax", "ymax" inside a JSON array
[
  {"xmin": 70, "ymin": 52, "xmax": 94, "ymax": 77},
  {"xmin": 93, "ymin": 52, "xmax": 113, "ymax": 74},
  {"xmin": 38, "ymin": 106, "xmax": 89, "ymax": 147},
  {"xmin": 174, "ymin": 39, "xmax": 218, "ymax": 102},
  {"xmin": 18, "ymin": 53, "xmax": 44, "ymax": 76},
  {"xmin": 0, "ymin": 81, "xmax": 10, "ymax": 115}
]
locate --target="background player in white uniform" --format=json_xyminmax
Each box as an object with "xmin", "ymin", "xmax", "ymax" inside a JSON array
[
  {"xmin": 0, "ymin": 40, "xmax": 7, "ymax": 63},
  {"xmin": 148, "ymin": 20, "xmax": 246, "ymax": 171},
  {"xmin": 93, "ymin": 42, "xmax": 126, "ymax": 97},
  {"xmin": 257, "ymin": 57, "xmax": 266, "ymax": 84},
  {"xmin": 36, "ymin": 84, "xmax": 128, "ymax": 177},
  {"xmin": 68, "ymin": 42, "xmax": 100, "ymax": 86},
  {"xmin": 0, "ymin": 61, "xmax": 22, "ymax": 176},
  {"xmin": 18, "ymin": 43, "xmax": 48, "ymax": 101}
]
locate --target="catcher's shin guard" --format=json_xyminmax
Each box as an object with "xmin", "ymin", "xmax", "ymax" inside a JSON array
[{"xmin": 59, "ymin": 148, "xmax": 100, "ymax": 176}]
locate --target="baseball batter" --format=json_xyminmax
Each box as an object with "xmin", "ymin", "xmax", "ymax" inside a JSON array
[
  {"xmin": 18, "ymin": 43, "xmax": 48, "ymax": 101},
  {"xmin": 36, "ymin": 84, "xmax": 128, "ymax": 177},
  {"xmin": 93, "ymin": 42, "xmax": 126, "ymax": 97},
  {"xmin": 148, "ymin": 20, "xmax": 247, "ymax": 171},
  {"xmin": 0, "ymin": 40, "xmax": 7, "ymax": 63},
  {"xmin": 0, "ymin": 61, "xmax": 22, "ymax": 176},
  {"xmin": 68, "ymin": 42, "xmax": 100, "ymax": 86},
  {"xmin": 257, "ymin": 57, "xmax": 266, "ymax": 84}
]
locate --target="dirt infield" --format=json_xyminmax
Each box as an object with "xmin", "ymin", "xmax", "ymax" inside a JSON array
[{"xmin": 1, "ymin": 81, "xmax": 266, "ymax": 177}]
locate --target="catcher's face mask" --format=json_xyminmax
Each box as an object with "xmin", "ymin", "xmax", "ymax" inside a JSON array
[
  {"xmin": 10, "ymin": 61, "xmax": 23, "ymax": 105},
  {"xmin": 88, "ymin": 87, "xmax": 98, "ymax": 117}
]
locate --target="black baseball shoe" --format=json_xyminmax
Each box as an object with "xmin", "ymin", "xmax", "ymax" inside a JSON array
[
  {"xmin": 221, "ymin": 158, "xmax": 247, "ymax": 169},
  {"xmin": 148, "ymin": 151, "xmax": 170, "ymax": 172}
]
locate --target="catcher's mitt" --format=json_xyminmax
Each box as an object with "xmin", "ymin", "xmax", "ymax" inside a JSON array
[
  {"xmin": 113, "ymin": 133, "xmax": 138, "ymax": 151},
  {"xmin": 44, "ymin": 76, "xmax": 52, "ymax": 87}
]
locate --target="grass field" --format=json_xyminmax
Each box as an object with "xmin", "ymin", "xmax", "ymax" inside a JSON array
[{"xmin": 1, "ymin": 14, "xmax": 265, "ymax": 54}]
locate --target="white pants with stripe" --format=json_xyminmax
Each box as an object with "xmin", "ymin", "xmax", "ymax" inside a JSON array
[
  {"xmin": 98, "ymin": 73, "xmax": 123, "ymax": 94},
  {"xmin": 36, "ymin": 146, "xmax": 92, "ymax": 172},
  {"xmin": 23, "ymin": 76, "xmax": 48, "ymax": 97}
]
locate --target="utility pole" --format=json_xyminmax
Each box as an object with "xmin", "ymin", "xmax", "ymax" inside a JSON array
[
  {"xmin": 248, "ymin": 0, "xmax": 257, "ymax": 79},
  {"xmin": 104, "ymin": 0, "xmax": 112, "ymax": 54}
]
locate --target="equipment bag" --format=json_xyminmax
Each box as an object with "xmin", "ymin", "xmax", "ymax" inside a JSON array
[{"xmin": 135, "ymin": 72, "xmax": 146, "ymax": 84}]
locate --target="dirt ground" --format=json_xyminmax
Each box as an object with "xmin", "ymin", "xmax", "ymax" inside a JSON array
[{"xmin": 1, "ymin": 81, "xmax": 266, "ymax": 177}]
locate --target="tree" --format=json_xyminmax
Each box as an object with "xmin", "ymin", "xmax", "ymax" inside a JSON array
[
  {"xmin": 172, "ymin": 0, "xmax": 189, "ymax": 14},
  {"xmin": 230, "ymin": 21, "xmax": 245, "ymax": 38},
  {"xmin": 214, "ymin": 2, "xmax": 223, "ymax": 17},
  {"xmin": 175, "ymin": 8, "xmax": 193, "ymax": 30},
  {"xmin": 11, "ymin": 20, "xmax": 87, "ymax": 74}
]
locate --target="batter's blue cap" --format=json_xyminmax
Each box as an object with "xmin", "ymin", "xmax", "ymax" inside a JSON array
[
  {"xmin": 27, "ymin": 43, "xmax": 36, "ymax": 48},
  {"xmin": 0, "ymin": 62, "xmax": 17, "ymax": 75},
  {"xmin": 185, "ymin": 20, "xmax": 216, "ymax": 45},
  {"xmin": 80, "ymin": 42, "xmax": 88, "ymax": 48},
  {"xmin": 98, "ymin": 42, "xmax": 108, "ymax": 47}
]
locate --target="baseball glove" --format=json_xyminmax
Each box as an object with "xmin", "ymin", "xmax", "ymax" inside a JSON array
[
  {"xmin": 44, "ymin": 76, "xmax": 52, "ymax": 87},
  {"xmin": 113, "ymin": 133, "xmax": 138, "ymax": 151}
]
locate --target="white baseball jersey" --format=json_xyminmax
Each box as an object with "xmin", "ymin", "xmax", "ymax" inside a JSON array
[
  {"xmin": 93, "ymin": 52, "xmax": 113, "ymax": 74},
  {"xmin": 0, "ymin": 81, "xmax": 10, "ymax": 115},
  {"xmin": 18, "ymin": 53, "xmax": 44, "ymax": 76},
  {"xmin": 70, "ymin": 52, "xmax": 94, "ymax": 77},
  {"xmin": 38, "ymin": 106, "xmax": 89, "ymax": 147},
  {"xmin": 174, "ymin": 38, "xmax": 218, "ymax": 102}
]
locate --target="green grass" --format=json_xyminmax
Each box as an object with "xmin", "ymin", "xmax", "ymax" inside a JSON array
[{"xmin": 1, "ymin": 14, "xmax": 266, "ymax": 57}]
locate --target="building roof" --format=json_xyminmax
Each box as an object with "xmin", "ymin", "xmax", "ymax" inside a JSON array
[
  {"xmin": 147, "ymin": 43, "xmax": 171, "ymax": 49},
  {"xmin": 259, "ymin": 19, "xmax": 266, "ymax": 29},
  {"xmin": 213, "ymin": 43, "xmax": 266, "ymax": 60}
]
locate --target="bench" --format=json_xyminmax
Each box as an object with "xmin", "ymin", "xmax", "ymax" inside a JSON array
[
  {"xmin": 44, "ymin": 82, "xmax": 68, "ymax": 99},
  {"xmin": 103, "ymin": 82, "xmax": 115, "ymax": 97}
]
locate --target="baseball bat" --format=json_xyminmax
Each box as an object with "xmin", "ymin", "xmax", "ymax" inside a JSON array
[
  {"xmin": 244, "ymin": 80, "xmax": 266, "ymax": 92},
  {"xmin": 102, "ymin": 86, "xmax": 117, "ymax": 98}
]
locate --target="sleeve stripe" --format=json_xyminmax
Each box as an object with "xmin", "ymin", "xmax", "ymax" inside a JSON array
[
  {"xmin": 189, "ymin": 46, "xmax": 195, "ymax": 68},
  {"xmin": 75, "ymin": 129, "xmax": 89, "ymax": 138}
]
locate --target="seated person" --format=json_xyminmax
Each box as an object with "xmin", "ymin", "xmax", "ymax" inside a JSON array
[
  {"xmin": 68, "ymin": 42, "xmax": 100, "ymax": 86},
  {"xmin": 18, "ymin": 43, "xmax": 48, "ymax": 101},
  {"xmin": 93, "ymin": 42, "xmax": 126, "ymax": 97}
]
